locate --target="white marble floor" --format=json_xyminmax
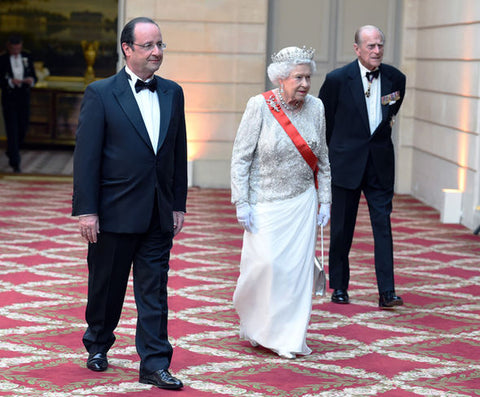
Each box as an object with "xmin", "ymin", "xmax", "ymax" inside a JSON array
[{"xmin": 0, "ymin": 149, "xmax": 73, "ymax": 176}]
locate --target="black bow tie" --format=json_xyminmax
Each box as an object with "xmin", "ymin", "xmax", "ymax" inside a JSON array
[
  {"xmin": 366, "ymin": 69, "xmax": 380, "ymax": 82},
  {"xmin": 135, "ymin": 78, "xmax": 157, "ymax": 93}
]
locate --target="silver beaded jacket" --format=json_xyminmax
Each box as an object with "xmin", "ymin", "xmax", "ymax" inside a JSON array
[{"xmin": 231, "ymin": 93, "xmax": 331, "ymax": 206}]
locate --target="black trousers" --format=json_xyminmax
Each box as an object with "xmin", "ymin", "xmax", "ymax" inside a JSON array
[
  {"xmin": 329, "ymin": 157, "xmax": 395, "ymax": 294},
  {"xmin": 2, "ymin": 88, "xmax": 31, "ymax": 168},
  {"xmin": 82, "ymin": 201, "xmax": 174, "ymax": 374}
]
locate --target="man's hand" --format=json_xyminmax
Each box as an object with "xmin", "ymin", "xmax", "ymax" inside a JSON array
[
  {"xmin": 78, "ymin": 215, "xmax": 99, "ymax": 243},
  {"xmin": 11, "ymin": 78, "xmax": 22, "ymax": 87},
  {"xmin": 23, "ymin": 77, "xmax": 35, "ymax": 86},
  {"xmin": 173, "ymin": 211, "xmax": 185, "ymax": 237}
]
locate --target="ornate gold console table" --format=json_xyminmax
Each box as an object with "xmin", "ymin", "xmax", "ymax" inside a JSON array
[{"xmin": 27, "ymin": 78, "xmax": 85, "ymax": 146}]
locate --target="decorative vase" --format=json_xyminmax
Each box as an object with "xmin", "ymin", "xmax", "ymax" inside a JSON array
[{"xmin": 81, "ymin": 40, "xmax": 99, "ymax": 85}]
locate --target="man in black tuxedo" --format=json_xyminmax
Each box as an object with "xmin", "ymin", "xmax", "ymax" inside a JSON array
[
  {"xmin": 319, "ymin": 25, "xmax": 406, "ymax": 309},
  {"xmin": 72, "ymin": 17, "xmax": 187, "ymax": 389},
  {"xmin": 0, "ymin": 34, "xmax": 37, "ymax": 173}
]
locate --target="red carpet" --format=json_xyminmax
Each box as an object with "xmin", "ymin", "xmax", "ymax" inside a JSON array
[{"xmin": 0, "ymin": 178, "xmax": 479, "ymax": 396}]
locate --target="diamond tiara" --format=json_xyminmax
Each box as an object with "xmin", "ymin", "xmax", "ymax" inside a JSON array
[{"xmin": 271, "ymin": 46, "xmax": 315, "ymax": 64}]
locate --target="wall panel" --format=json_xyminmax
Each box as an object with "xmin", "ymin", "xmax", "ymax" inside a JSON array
[
  {"xmin": 162, "ymin": 21, "xmax": 266, "ymax": 54},
  {"xmin": 414, "ymin": 60, "xmax": 480, "ymax": 97},
  {"xmin": 124, "ymin": 0, "xmax": 268, "ymax": 187},
  {"xmin": 415, "ymin": 0, "xmax": 480, "ymax": 27},
  {"xmin": 401, "ymin": 0, "xmax": 480, "ymax": 229},
  {"xmin": 336, "ymin": 0, "xmax": 397, "ymax": 64},
  {"xmin": 416, "ymin": 25, "xmax": 480, "ymax": 60},
  {"xmin": 162, "ymin": 54, "xmax": 266, "ymax": 84},
  {"xmin": 154, "ymin": 0, "xmax": 267, "ymax": 23},
  {"xmin": 413, "ymin": 91, "xmax": 478, "ymax": 134},
  {"xmin": 413, "ymin": 120, "xmax": 476, "ymax": 170}
]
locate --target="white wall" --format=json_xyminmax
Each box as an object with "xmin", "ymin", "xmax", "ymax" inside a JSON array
[
  {"xmin": 399, "ymin": 0, "xmax": 480, "ymax": 229},
  {"xmin": 122, "ymin": 0, "xmax": 403, "ymax": 189},
  {"xmin": 124, "ymin": 0, "xmax": 268, "ymax": 188},
  {"xmin": 119, "ymin": 0, "xmax": 480, "ymax": 231}
]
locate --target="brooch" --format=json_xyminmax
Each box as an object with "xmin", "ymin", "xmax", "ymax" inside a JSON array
[{"xmin": 266, "ymin": 95, "xmax": 280, "ymax": 112}]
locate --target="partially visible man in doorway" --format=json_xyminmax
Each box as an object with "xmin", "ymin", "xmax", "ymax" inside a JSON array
[{"xmin": 0, "ymin": 34, "xmax": 37, "ymax": 173}]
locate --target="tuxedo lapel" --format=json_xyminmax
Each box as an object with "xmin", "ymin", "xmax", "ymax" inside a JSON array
[
  {"xmin": 22, "ymin": 52, "xmax": 34, "ymax": 77},
  {"xmin": 113, "ymin": 69, "xmax": 154, "ymax": 152},
  {"xmin": 347, "ymin": 62, "xmax": 370, "ymax": 134},
  {"xmin": 3, "ymin": 54, "xmax": 13, "ymax": 78},
  {"xmin": 156, "ymin": 77, "xmax": 173, "ymax": 151}
]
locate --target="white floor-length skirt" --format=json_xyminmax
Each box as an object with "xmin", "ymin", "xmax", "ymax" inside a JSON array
[{"xmin": 233, "ymin": 186, "xmax": 317, "ymax": 356}]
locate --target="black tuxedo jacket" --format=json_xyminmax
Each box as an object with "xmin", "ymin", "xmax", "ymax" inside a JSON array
[
  {"xmin": 72, "ymin": 68, "xmax": 188, "ymax": 234},
  {"xmin": 319, "ymin": 60, "xmax": 406, "ymax": 190},
  {"xmin": 0, "ymin": 50, "xmax": 37, "ymax": 93}
]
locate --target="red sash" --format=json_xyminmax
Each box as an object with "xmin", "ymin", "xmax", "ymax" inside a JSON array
[{"xmin": 262, "ymin": 90, "xmax": 319, "ymax": 189}]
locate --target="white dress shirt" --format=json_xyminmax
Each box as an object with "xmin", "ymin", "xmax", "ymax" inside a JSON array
[
  {"xmin": 9, "ymin": 54, "xmax": 24, "ymax": 87},
  {"xmin": 125, "ymin": 65, "xmax": 161, "ymax": 154},
  {"xmin": 358, "ymin": 60, "xmax": 381, "ymax": 134}
]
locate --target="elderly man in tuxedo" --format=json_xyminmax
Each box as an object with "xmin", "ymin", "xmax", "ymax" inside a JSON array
[
  {"xmin": 72, "ymin": 17, "xmax": 187, "ymax": 390},
  {"xmin": 319, "ymin": 25, "xmax": 406, "ymax": 309},
  {"xmin": 0, "ymin": 34, "xmax": 37, "ymax": 173}
]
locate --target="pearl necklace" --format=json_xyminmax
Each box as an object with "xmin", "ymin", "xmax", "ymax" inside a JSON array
[{"xmin": 277, "ymin": 90, "xmax": 300, "ymax": 111}]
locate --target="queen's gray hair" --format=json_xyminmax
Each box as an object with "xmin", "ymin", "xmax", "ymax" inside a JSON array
[
  {"xmin": 267, "ymin": 60, "xmax": 316, "ymax": 86},
  {"xmin": 267, "ymin": 46, "xmax": 316, "ymax": 86}
]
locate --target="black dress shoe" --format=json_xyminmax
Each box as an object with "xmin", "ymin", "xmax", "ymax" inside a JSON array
[
  {"xmin": 12, "ymin": 166, "xmax": 21, "ymax": 173},
  {"xmin": 139, "ymin": 369, "xmax": 183, "ymax": 390},
  {"xmin": 379, "ymin": 291, "xmax": 403, "ymax": 309},
  {"xmin": 86, "ymin": 352, "xmax": 108, "ymax": 372},
  {"xmin": 331, "ymin": 289, "xmax": 349, "ymax": 304}
]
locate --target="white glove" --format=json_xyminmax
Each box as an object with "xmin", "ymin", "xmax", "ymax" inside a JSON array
[
  {"xmin": 317, "ymin": 203, "xmax": 331, "ymax": 227},
  {"xmin": 236, "ymin": 203, "xmax": 254, "ymax": 232}
]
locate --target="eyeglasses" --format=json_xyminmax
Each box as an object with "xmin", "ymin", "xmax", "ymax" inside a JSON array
[{"xmin": 131, "ymin": 42, "xmax": 166, "ymax": 51}]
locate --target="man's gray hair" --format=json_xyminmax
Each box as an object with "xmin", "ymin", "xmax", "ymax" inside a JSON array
[{"xmin": 354, "ymin": 25, "xmax": 385, "ymax": 45}]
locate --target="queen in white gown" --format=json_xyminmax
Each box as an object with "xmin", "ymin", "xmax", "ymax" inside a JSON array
[{"xmin": 230, "ymin": 46, "xmax": 332, "ymax": 359}]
